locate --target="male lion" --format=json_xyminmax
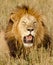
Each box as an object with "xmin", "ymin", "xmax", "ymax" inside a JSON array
[{"xmin": 5, "ymin": 5, "xmax": 51, "ymax": 59}]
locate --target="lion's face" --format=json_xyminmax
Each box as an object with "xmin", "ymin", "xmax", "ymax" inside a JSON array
[{"xmin": 18, "ymin": 14, "xmax": 38, "ymax": 47}]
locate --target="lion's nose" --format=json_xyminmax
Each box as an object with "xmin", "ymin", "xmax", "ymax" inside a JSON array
[{"xmin": 27, "ymin": 28, "xmax": 34, "ymax": 32}]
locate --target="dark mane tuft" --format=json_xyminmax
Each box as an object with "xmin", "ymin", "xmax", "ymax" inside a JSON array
[
  {"xmin": 17, "ymin": 5, "xmax": 29, "ymax": 11},
  {"xmin": 22, "ymin": 5, "xmax": 29, "ymax": 11}
]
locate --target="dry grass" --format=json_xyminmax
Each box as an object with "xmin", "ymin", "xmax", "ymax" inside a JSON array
[
  {"xmin": 0, "ymin": 47, "xmax": 53, "ymax": 65},
  {"xmin": 0, "ymin": 0, "xmax": 53, "ymax": 65}
]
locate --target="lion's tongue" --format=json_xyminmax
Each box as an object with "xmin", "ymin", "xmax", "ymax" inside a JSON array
[{"xmin": 26, "ymin": 35, "xmax": 32, "ymax": 41}]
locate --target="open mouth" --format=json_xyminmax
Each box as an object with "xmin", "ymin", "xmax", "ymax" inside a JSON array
[{"xmin": 23, "ymin": 34, "xmax": 34, "ymax": 44}]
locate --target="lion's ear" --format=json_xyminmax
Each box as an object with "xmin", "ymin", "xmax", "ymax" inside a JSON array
[{"xmin": 10, "ymin": 13, "xmax": 18, "ymax": 23}]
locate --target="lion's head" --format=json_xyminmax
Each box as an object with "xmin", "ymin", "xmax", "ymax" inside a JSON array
[
  {"xmin": 12, "ymin": 13, "xmax": 45, "ymax": 47},
  {"xmin": 5, "ymin": 5, "xmax": 51, "ymax": 58}
]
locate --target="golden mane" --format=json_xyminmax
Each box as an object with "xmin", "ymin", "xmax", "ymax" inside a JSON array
[{"xmin": 10, "ymin": 6, "xmax": 41, "ymax": 23}]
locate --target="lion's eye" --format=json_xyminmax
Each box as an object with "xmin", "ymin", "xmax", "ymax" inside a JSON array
[
  {"xmin": 33, "ymin": 21, "xmax": 36, "ymax": 25},
  {"xmin": 22, "ymin": 21, "xmax": 26, "ymax": 25}
]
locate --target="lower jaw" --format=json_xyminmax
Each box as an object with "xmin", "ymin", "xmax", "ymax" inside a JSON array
[{"xmin": 23, "ymin": 43, "xmax": 33, "ymax": 47}]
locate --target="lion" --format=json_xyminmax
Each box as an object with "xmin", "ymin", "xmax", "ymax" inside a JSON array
[{"xmin": 5, "ymin": 5, "xmax": 51, "ymax": 59}]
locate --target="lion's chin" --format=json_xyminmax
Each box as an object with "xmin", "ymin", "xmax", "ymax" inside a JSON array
[{"xmin": 23, "ymin": 43, "xmax": 33, "ymax": 47}]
